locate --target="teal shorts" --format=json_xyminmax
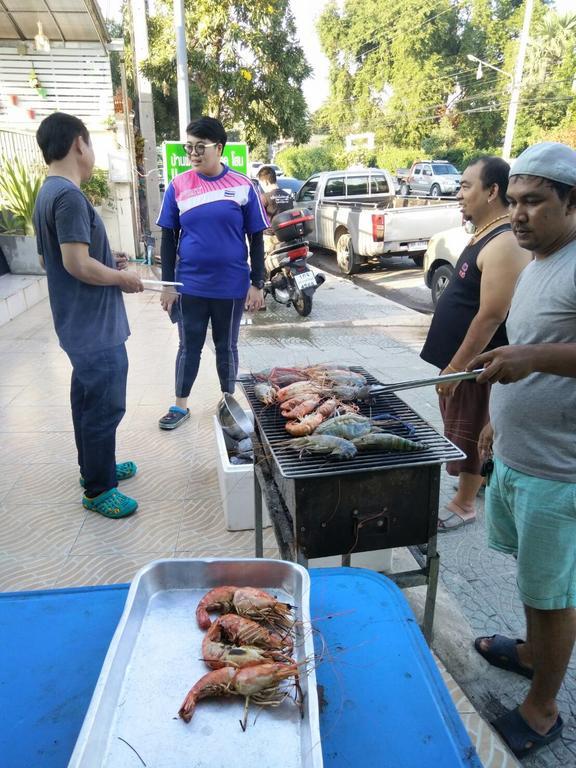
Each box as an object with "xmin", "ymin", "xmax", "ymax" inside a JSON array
[{"xmin": 486, "ymin": 457, "xmax": 576, "ymax": 610}]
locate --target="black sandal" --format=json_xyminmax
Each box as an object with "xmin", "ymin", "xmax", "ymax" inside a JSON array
[
  {"xmin": 474, "ymin": 634, "xmax": 533, "ymax": 679},
  {"xmin": 492, "ymin": 708, "xmax": 563, "ymax": 758}
]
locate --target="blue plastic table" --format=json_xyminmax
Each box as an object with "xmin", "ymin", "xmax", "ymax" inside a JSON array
[{"xmin": 0, "ymin": 568, "xmax": 481, "ymax": 767}]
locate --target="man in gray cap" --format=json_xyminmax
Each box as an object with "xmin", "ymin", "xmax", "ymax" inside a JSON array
[{"xmin": 468, "ymin": 142, "xmax": 576, "ymax": 758}]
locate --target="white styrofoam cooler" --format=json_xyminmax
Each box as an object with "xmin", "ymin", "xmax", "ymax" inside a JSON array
[{"xmin": 213, "ymin": 413, "xmax": 270, "ymax": 531}]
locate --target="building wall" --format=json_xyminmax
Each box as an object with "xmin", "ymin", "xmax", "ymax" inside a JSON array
[
  {"xmin": 0, "ymin": 42, "xmax": 138, "ymax": 256},
  {"xmin": 0, "ymin": 42, "xmax": 114, "ymax": 134}
]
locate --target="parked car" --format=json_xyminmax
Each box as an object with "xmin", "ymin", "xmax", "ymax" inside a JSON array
[
  {"xmin": 398, "ymin": 160, "xmax": 461, "ymax": 198},
  {"xmin": 423, "ymin": 225, "xmax": 470, "ymax": 305},
  {"xmin": 294, "ymin": 168, "xmax": 462, "ymax": 274},
  {"xmin": 278, "ymin": 177, "xmax": 303, "ymax": 195}
]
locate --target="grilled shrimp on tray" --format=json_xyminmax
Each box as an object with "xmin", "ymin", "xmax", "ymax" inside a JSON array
[
  {"xmin": 196, "ymin": 586, "xmax": 294, "ymax": 631},
  {"xmin": 178, "ymin": 662, "xmax": 303, "ymax": 726}
]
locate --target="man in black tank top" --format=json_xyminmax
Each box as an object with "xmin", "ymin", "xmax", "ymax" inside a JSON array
[{"xmin": 421, "ymin": 157, "xmax": 530, "ymax": 531}]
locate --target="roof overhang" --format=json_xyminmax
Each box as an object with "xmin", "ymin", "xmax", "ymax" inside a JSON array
[{"xmin": 0, "ymin": 0, "xmax": 110, "ymax": 51}]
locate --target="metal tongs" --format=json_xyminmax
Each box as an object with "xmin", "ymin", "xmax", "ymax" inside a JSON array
[{"xmin": 369, "ymin": 368, "xmax": 485, "ymax": 395}]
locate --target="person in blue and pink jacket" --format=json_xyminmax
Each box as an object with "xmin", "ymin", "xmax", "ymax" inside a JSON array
[{"xmin": 156, "ymin": 116, "xmax": 269, "ymax": 430}]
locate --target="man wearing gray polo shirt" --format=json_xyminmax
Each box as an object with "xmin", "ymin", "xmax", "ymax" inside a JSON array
[{"xmin": 469, "ymin": 142, "xmax": 576, "ymax": 759}]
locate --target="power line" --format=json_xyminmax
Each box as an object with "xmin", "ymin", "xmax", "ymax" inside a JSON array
[{"xmin": 363, "ymin": 87, "xmax": 575, "ymax": 131}]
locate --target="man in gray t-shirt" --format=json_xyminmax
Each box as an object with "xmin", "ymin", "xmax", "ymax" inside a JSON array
[
  {"xmin": 33, "ymin": 112, "xmax": 143, "ymax": 519},
  {"xmin": 468, "ymin": 143, "xmax": 576, "ymax": 760}
]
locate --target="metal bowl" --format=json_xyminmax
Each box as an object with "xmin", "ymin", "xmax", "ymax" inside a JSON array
[{"xmin": 216, "ymin": 394, "xmax": 253, "ymax": 441}]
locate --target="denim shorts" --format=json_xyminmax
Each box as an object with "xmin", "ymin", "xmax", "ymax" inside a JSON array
[{"xmin": 485, "ymin": 457, "xmax": 576, "ymax": 609}]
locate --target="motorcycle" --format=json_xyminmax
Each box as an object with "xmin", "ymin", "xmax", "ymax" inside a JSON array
[{"xmin": 264, "ymin": 208, "xmax": 324, "ymax": 317}]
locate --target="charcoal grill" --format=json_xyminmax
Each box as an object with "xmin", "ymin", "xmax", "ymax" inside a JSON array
[{"xmin": 239, "ymin": 367, "xmax": 464, "ymax": 642}]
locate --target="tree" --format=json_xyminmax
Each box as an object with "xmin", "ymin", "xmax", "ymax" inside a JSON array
[
  {"xmin": 137, "ymin": 0, "xmax": 312, "ymax": 148},
  {"xmin": 513, "ymin": 10, "xmax": 576, "ymax": 152},
  {"xmin": 314, "ymin": 0, "xmax": 576, "ymax": 157},
  {"xmin": 317, "ymin": 0, "xmax": 462, "ymax": 147}
]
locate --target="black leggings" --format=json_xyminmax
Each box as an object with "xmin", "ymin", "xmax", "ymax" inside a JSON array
[{"xmin": 175, "ymin": 293, "xmax": 244, "ymax": 398}]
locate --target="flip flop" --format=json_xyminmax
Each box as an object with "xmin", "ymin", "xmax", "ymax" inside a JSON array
[
  {"xmin": 437, "ymin": 509, "xmax": 476, "ymax": 532},
  {"xmin": 474, "ymin": 634, "xmax": 533, "ymax": 679},
  {"xmin": 492, "ymin": 708, "xmax": 563, "ymax": 758}
]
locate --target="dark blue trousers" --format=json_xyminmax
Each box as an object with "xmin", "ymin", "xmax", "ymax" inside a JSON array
[
  {"xmin": 175, "ymin": 294, "xmax": 244, "ymax": 398},
  {"xmin": 67, "ymin": 344, "xmax": 128, "ymax": 496}
]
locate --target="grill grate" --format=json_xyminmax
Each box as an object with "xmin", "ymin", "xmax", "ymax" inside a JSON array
[{"xmin": 239, "ymin": 367, "xmax": 464, "ymax": 479}]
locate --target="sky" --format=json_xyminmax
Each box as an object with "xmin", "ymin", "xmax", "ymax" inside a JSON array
[{"xmin": 99, "ymin": 0, "xmax": 571, "ymax": 113}]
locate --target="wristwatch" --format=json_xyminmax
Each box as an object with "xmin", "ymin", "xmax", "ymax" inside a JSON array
[{"xmin": 251, "ymin": 279, "xmax": 265, "ymax": 290}]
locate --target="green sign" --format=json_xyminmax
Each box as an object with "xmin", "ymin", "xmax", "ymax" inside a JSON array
[{"xmin": 161, "ymin": 141, "xmax": 248, "ymax": 186}]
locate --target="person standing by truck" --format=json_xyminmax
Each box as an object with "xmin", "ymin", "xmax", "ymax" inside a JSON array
[{"xmin": 420, "ymin": 156, "xmax": 530, "ymax": 531}]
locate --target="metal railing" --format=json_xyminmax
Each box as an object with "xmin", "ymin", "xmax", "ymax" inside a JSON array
[{"xmin": 0, "ymin": 130, "xmax": 43, "ymax": 166}]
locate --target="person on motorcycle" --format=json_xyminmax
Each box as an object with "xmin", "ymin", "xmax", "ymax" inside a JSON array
[{"xmin": 256, "ymin": 165, "xmax": 294, "ymax": 254}]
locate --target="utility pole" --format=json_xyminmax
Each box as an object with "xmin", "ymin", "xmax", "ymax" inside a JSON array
[
  {"xmin": 174, "ymin": 0, "xmax": 190, "ymax": 139},
  {"xmin": 130, "ymin": 0, "xmax": 161, "ymax": 244},
  {"xmin": 502, "ymin": 0, "xmax": 534, "ymax": 161}
]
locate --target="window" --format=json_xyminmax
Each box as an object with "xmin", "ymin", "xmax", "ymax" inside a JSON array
[
  {"xmin": 297, "ymin": 178, "xmax": 318, "ymax": 202},
  {"xmin": 346, "ymin": 176, "xmax": 369, "ymax": 196},
  {"xmin": 431, "ymin": 164, "xmax": 459, "ymax": 175},
  {"xmin": 422, "ymin": 166, "xmax": 432, "ymax": 176},
  {"xmin": 413, "ymin": 167, "xmax": 421, "ymax": 176},
  {"xmin": 324, "ymin": 177, "xmax": 345, "ymax": 197},
  {"xmin": 371, "ymin": 176, "xmax": 390, "ymax": 194}
]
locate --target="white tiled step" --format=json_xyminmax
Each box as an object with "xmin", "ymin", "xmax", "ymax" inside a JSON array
[{"xmin": 0, "ymin": 274, "xmax": 48, "ymax": 326}]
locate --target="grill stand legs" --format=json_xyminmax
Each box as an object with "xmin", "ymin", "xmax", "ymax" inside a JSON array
[
  {"xmin": 390, "ymin": 542, "xmax": 439, "ymax": 644},
  {"xmin": 253, "ymin": 457, "xmax": 439, "ymax": 644},
  {"xmin": 252, "ymin": 433, "xmax": 440, "ymax": 645},
  {"xmin": 253, "ymin": 454, "xmax": 295, "ymax": 562}
]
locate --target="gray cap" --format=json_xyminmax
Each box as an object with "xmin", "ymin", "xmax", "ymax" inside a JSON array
[{"xmin": 510, "ymin": 142, "xmax": 576, "ymax": 186}]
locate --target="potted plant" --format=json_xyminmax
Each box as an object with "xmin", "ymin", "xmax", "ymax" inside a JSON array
[
  {"xmin": 81, "ymin": 168, "xmax": 111, "ymax": 213},
  {"xmin": 0, "ymin": 156, "xmax": 45, "ymax": 275}
]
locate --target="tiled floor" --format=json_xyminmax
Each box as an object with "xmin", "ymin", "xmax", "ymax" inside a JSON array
[{"xmin": 0, "ymin": 284, "xmax": 518, "ymax": 767}]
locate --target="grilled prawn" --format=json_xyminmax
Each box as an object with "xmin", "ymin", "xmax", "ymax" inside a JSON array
[
  {"xmin": 178, "ymin": 662, "xmax": 300, "ymax": 723},
  {"xmin": 196, "ymin": 586, "xmax": 293, "ymax": 631},
  {"xmin": 210, "ymin": 614, "xmax": 293, "ymax": 652},
  {"xmin": 289, "ymin": 434, "xmax": 357, "ymax": 460}
]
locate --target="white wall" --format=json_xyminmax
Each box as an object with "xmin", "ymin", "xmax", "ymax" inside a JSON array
[{"xmin": 0, "ymin": 42, "xmax": 138, "ymax": 256}]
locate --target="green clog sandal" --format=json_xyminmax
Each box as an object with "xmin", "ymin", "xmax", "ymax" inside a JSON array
[{"xmin": 82, "ymin": 488, "xmax": 138, "ymax": 518}]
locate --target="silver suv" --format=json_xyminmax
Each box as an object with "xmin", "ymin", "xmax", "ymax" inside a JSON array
[{"xmin": 403, "ymin": 160, "xmax": 461, "ymax": 197}]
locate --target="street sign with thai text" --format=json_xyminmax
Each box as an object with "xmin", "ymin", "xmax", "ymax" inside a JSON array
[{"xmin": 161, "ymin": 141, "xmax": 248, "ymax": 187}]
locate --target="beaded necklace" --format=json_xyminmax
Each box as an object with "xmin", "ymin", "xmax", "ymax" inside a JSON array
[{"xmin": 470, "ymin": 213, "xmax": 509, "ymax": 242}]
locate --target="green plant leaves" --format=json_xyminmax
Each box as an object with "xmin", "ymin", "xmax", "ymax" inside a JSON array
[{"xmin": 0, "ymin": 156, "xmax": 44, "ymax": 236}]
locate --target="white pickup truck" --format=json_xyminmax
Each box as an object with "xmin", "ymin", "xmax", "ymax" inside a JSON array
[{"xmin": 294, "ymin": 169, "xmax": 463, "ymax": 274}]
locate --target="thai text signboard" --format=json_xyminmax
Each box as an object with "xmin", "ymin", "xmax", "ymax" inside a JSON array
[{"xmin": 161, "ymin": 141, "xmax": 248, "ymax": 186}]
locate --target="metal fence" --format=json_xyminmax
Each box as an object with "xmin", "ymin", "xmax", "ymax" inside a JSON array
[{"xmin": 0, "ymin": 130, "xmax": 43, "ymax": 166}]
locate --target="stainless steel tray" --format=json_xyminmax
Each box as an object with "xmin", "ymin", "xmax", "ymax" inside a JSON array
[{"xmin": 69, "ymin": 558, "xmax": 323, "ymax": 768}]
